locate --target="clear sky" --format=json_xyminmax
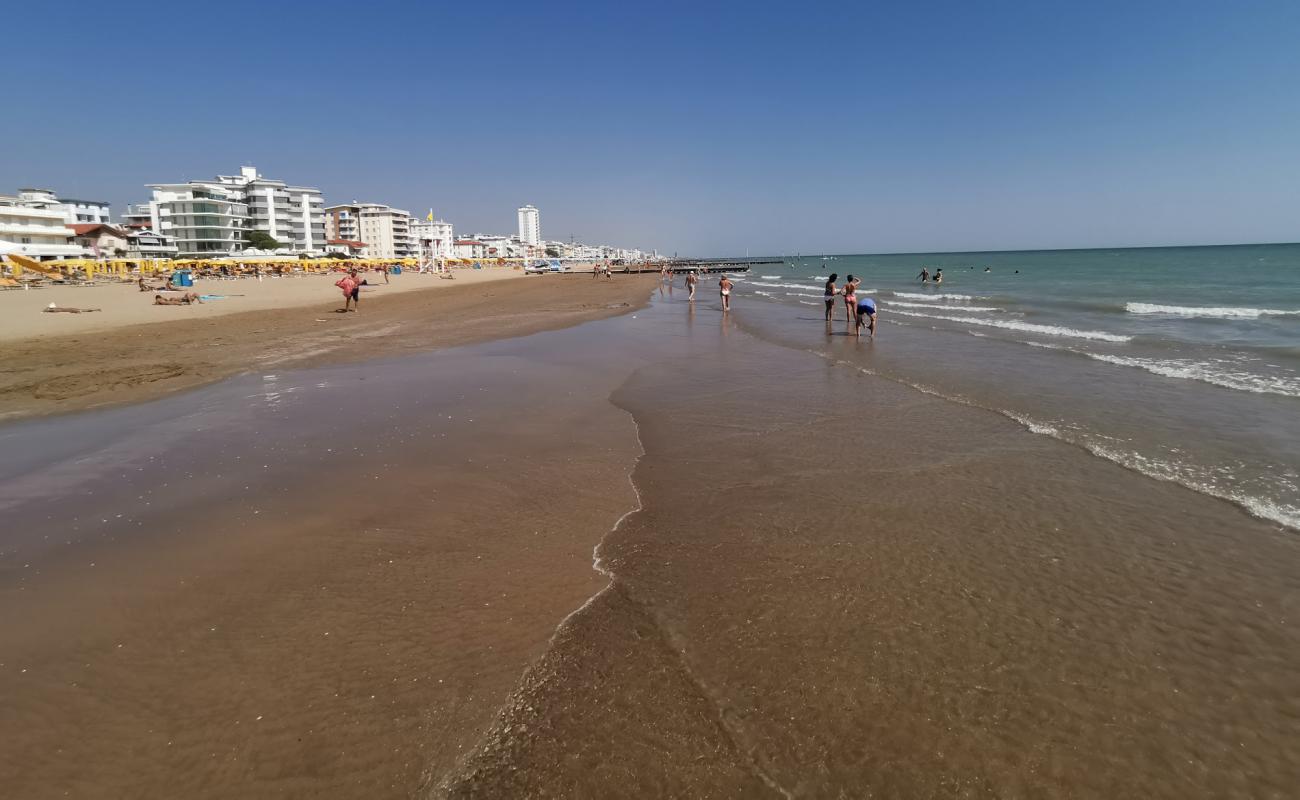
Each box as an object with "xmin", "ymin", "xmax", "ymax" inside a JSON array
[{"xmin": 5, "ymin": 0, "xmax": 1298, "ymax": 255}]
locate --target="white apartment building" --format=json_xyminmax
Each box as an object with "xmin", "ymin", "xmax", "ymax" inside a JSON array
[
  {"xmin": 0, "ymin": 196, "xmax": 84, "ymax": 259},
  {"xmin": 124, "ymin": 227, "xmax": 179, "ymax": 259},
  {"xmin": 216, "ymin": 167, "xmax": 324, "ymax": 253},
  {"xmin": 517, "ymin": 205, "xmax": 540, "ymax": 245},
  {"xmin": 134, "ymin": 183, "xmax": 248, "ymax": 257},
  {"xmin": 409, "ymin": 216, "xmax": 455, "ymax": 260},
  {"xmin": 130, "ymin": 166, "xmax": 325, "ymax": 257},
  {"xmin": 16, "ymin": 189, "xmax": 111, "ymax": 225},
  {"xmin": 454, "ymin": 239, "xmax": 487, "ymax": 259},
  {"xmin": 324, "ymin": 202, "xmax": 413, "ymax": 259}
]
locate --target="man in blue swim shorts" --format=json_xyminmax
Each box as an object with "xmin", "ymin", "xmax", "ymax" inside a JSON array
[{"xmin": 855, "ymin": 297, "xmax": 877, "ymax": 337}]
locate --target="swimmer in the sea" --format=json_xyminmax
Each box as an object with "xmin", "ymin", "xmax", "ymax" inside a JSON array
[
  {"xmin": 918, "ymin": 267, "xmax": 930, "ymax": 283},
  {"xmin": 933, "ymin": 269, "xmax": 944, "ymax": 285}
]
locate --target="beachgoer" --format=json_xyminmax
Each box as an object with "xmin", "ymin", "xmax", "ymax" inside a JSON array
[
  {"xmin": 918, "ymin": 267, "xmax": 930, "ymax": 283},
  {"xmin": 154, "ymin": 292, "xmax": 202, "ymax": 305},
  {"xmin": 719, "ymin": 275, "xmax": 734, "ymax": 311},
  {"xmin": 855, "ymin": 296, "xmax": 877, "ymax": 337},
  {"xmin": 842, "ymin": 275, "xmax": 859, "ymax": 323},
  {"xmin": 984, "ymin": 267, "xmax": 991, "ymax": 272},
  {"xmin": 592, "ymin": 263, "xmax": 600, "ymax": 279},
  {"xmin": 685, "ymin": 270, "xmax": 698, "ymax": 301},
  {"xmin": 824, "ymin": 273, "xmax": 840, "ymax": 321},
  {"xmin": 336, "ymin": 270, "xmax": 361, "ymax": 312},
  {"xmin": 378, "ymin": 265, "xmax": 389, "ymax": 284},
  {"xmin": 604, "ymin": 263, "xmax": 613, "ymax": 280},
  {"xmin": 933, "ymin": 269, "xmax": 944, "ymax": 285}
]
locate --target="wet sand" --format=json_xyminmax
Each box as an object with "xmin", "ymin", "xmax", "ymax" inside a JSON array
[
  {"xmin": 444, "ymin": 295, "xmax": 1300, "ymax": 797},
  {"xmin": 4, "ymin": 287, "xmax": 1298, "ymax": 798},
  {"xmin": 0, "ymin": 273, "xmax": 654, "ymax": 421},
  {"xmin": 0, "ymin": 328, "xmax": 651, "ymax": 798}
]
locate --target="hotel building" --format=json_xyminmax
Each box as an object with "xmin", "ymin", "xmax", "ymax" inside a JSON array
[
  {"xmin": 128, "ymin": 166, "xmax": 324, "ymax": 257},
  {"xmin": 0, "ymin": 196, "xmax": 83, "ymax": 259},
  {"xmin": 324, "ymin": 202, "xmax": 414, "ymax": 259},
  {"xmin": 15, "ymin": 189, "xmax": 112, "ymax": 225},
  {"xmin": 517, "ymin": 204, "xmax": 540, "ymax": 245}
]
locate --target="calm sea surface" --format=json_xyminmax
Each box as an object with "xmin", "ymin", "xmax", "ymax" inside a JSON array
[{"xmin": 729, "ymin": 244, "xmax": 1300, "ymax": 530}]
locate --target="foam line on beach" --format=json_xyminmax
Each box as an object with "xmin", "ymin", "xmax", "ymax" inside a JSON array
[
  {"xmin": 1024, "ymin": 342, "xmax": 1300, "ymax": 397},
  {"xmin": 887, "ymin": 300, "xmax": 1003, "ymax": 312},
  {"xmin": 1126, "ymin": 302, "xmax": 1300, "ymax": 319},
  {"xmin": 892, "ymin": 291, "xmax": 984, "ymax": 301},
  {"xmin": 810, "ymin": 349, "xmax": 1298, "ymax": 532},
  {"xmin": 889, "ymin": 309, "xmax": 1132, "ymax": 342}
]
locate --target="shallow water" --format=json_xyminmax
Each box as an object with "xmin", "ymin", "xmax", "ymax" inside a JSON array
[
  {"xmin": 736, "ymin": 244, "xmax": 1300, "ymax": 530},
  {"xmin": 444, "ymin": 289, "xmax": 1300, "ymax": 797}
]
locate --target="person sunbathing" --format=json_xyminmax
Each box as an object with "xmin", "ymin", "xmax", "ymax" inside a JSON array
[{"xmin": 154, "ymin": 291, "xmax": 203, "ymax": 305}]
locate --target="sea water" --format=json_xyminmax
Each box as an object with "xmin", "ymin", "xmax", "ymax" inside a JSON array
[{"xmin": 730, "ymin": 244, "xmax": 1300, "ymax": 530}]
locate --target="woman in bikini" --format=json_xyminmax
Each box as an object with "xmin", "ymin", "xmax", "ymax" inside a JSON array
[
  {"xmin": 842, "ymin": 275, "xmax": 859, "ymax": 325},
  {"xmin": 823, "ymin": 273, "xmax": 839, "ymax": 321},
  {"xmin": 719, "ymin": 275, "xmax": 734, "ymax": 311}
]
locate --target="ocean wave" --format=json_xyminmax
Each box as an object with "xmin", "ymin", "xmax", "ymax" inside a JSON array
[
  {"xmin": 893, "ymin": 291, "xmax": 983, "ymax": 301},
  {"xmin": 889, "ymin": 309, "xmax": 1132, "ymax": 342},
  {"xmin": 1077, "ymin": 352, "xmax": 1300, "ymax": 398},
  {"xmin": 1023, "ymin": 342, "xmax": 1300, "ymax": 397},
  {"xmin": 1126, "ymin": 302, "xmax": 1300, "ymax": 319},
  {"xmin": 888, "ymin": 300, "xmax": 1002, "ymax": 312},
  {"xmin": 751, "ymin": 281, "xmax": 824, "ymax": 291},
  {"xmin": 760, "ymin": 275, "xmax": 783, "ymax": 279},
  {"xmin": 997, "ymin": 412, "xmax": 1299, "ymax": 530}
]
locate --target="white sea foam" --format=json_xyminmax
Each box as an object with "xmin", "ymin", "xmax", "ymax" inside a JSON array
[
  {"xmin": 996, "ymin": 412, "xmax": 1299, "ymax": 530},
  {"xmin": 889, "ymin": 309, "xmax": 1132, "ymax": 342},
  {"xmin": 751, "ymin": 281, "xmax": 823, "ymax": 291},
  {"xmin": 893, "ymin": 291, "xmax": 982, "ymax": 301},
  {"xmin": 1126, "ymin": 302, "xmax": 1300, "ymax": 319},
  {"xmin": 786, "ymin": 292, "xmax": 824, "ymax": 299},
  {"xmin": 760, "ymin": 275, "xmax": 783, "ymax": 279},
  {"xmin": 1021, "ymin": 341, "xmax": 1300, "ymax": 397},
  {"xmin": 797, "ymin": 300, "xmax": 819, "ymax": 306},
  {"xmin": 1080, "ymin": 352, "xmax": 1300, "ymax": 398},
  {"xmin": 888, "ymin": 300, "xmax": 1002, "ymax": 312}
]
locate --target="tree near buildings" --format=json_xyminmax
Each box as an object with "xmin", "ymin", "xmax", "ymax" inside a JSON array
[{"xmin": 246, "ymin": 230, "xmax": 282, "ymax": 250}]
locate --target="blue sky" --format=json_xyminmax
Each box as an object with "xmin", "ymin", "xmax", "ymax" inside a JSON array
[{"xmin": 5, "ymin": 0, "xmax": 1298, "ymax": 255}]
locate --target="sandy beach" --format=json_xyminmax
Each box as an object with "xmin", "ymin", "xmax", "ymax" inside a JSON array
[{"xmin": 0, "ymin": 271, "xmax": 655, "ymax": 421}]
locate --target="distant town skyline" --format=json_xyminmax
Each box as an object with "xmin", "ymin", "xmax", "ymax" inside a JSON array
[{"xmin": 5, "ymin": 0, "xmax": 1298, "ymax": 256}]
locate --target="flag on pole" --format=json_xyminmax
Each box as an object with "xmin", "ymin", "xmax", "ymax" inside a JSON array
[{"xmin": 426, "ymin": 209, "xmax": 434, "ymax": 222}]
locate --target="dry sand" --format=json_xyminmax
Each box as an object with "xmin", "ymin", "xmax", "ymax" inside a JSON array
[
  {"xmin": 0, "ymin": 268, "xmax": 521, "ymax": 340},
  {"xmin": 0, "ymin": 272, "xmax": 657, "ymax": 421}
]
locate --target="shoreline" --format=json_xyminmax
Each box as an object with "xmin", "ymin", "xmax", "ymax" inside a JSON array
[{"xmin": 0, "ymin": 273, "xmax": 657, "ymax": 421}]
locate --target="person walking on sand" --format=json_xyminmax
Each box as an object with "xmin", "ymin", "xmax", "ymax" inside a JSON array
[
  {"xmin": 855, "ymin": 294, "xmax": 877, "ymax": 337},
  {"xmin": 918, "ymin": 267, "xmax": 930, "ymax": 283},
  {"xmin": 823, "ymin": 272, "xmax": 840, "ymax": 321},
  {"xmin": 336, "ymin": 270, "xmax": 361, "ymax": 312},
  {"xmin": 604, "ymin": 262, "xmax": 613, "ymax": 281},
  {"xmin": 685, "ymin": 270, "xmax": 698, "ymax": 301},
  {"xmin": 719, "ymin": 275, "xmax": 734, "ymax": 311}
]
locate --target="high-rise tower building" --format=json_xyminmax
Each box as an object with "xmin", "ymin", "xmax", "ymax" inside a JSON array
[{"xmin": 517, "ymin": 204, "xmax": 540, "ymax": 245}]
